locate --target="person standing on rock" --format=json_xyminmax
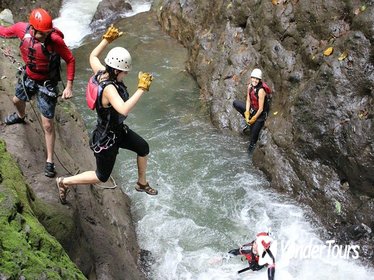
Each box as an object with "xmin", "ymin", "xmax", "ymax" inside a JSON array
[
  {"xmin": 56, "ymin": 25, "xmax": 158, "ymax": 204},
  {"xmin": 233, "ymin": 68, "xmax": 271, "ymax": 154},
  {"xmin": 0, "ymin": 8, "xmax": 75, "ymax": 177}
]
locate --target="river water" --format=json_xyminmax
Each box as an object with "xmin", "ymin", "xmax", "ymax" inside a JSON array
[{"xmin": 54, "ymin": 1, "xmax": 373, "ymax": 279}]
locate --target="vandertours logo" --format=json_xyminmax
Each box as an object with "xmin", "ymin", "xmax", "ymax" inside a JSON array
[{"xmin": 278, "ymin": 239, "xmax": 360, "ymax": 260}]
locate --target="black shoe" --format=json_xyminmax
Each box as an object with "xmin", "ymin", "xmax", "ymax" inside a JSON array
[
  {"xmin": 242, "ymin": 124, "xmax": 251, "ymax": 135},
  {"xmin": 247, "ymin": 144, "xmax": 255, "ymax": 156},
  {"xmin": 4, "ymin": 112, "xmax": 26, "ymax": 125},
  {"xmin": 45, "ymin": 162, "xmax": 56, "ymax": 178}
]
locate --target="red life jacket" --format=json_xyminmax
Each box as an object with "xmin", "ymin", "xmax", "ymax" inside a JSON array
[
  {"xmin": 19, "ymin": 25, "xmax": 61, "ymax": 82},
  {"xmin": 248, "ymin": 82, "xmax": 272, "ymax": 112}
]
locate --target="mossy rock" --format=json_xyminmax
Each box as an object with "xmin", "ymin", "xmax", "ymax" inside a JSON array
[{"xmin": 0, "ymin": 140, "xmax": 86, "ymax": 280}]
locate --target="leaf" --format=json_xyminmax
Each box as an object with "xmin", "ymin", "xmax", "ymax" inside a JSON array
[
  {"xmin": 273, "ymin": 111, "xmax": 278, "ymax": 115},
  {"xmin": 335, "ymin": 200, "xmax": 341, "ymax": 215},
  {"xmin": 323, "ymin": 47, "xmax": 334, "ymax": 56},
  {"xmin": 271, "ymin": 0, "xmax": 279, "ymax": 5},
  {"xmin": 358, "ymin": 110, "xmax": 368, "ymax": 120},
  {"xmin": 338, "ymin": 51, "xmax": 348, "ymax": 61}
]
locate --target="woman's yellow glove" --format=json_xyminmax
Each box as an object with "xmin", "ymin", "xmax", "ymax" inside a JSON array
[
  {"xmin": 138, "ymin": 72, "xmax": 153, "ymax": 91},
  {"xmin": 244, "ymin": 111, "xmax": 251, "ymax": 124},
  {"xmin": 103, "ymin": 24, "xmax": 123, "ymax": 43},
  {"xmin": 248, "ymin": 116, "xmax": 257, "ymax": 125}
]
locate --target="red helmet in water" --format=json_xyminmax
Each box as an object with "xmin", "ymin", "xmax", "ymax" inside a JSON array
[{"xmin": 29, "ymin": 8, "xmax": 53, "ymax": 32}]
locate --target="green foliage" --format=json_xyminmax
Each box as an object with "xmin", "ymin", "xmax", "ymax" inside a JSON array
[{"xmin": 0, "ymin": 140, "xmax": 86, "ymax": 280}]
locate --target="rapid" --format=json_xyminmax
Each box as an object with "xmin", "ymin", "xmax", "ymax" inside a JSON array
[{"xmin": 54, "ymin": 1, "xmax": 373, "ymax": 279}]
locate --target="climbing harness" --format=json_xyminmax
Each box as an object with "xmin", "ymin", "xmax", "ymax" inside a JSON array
[{"xmin": 91, "ymin": 130, "xmax": 116, "ymax": 153}]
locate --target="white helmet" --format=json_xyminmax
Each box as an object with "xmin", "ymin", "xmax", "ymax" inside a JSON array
[
  {"xmin": 104, "ymin": 47, "xmax": 132, "ymax": 71},
  {"xmin": 250, "ymin": 68, "xmax": 262, "ymax": 80}
]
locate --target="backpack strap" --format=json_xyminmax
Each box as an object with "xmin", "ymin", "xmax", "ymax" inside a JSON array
[
  {"xmin": 96, "ymin": 79, "xmax": 116, "ymax": 109},
  {"xmin": 95, "ymin": 79, "xmax": 119, "ymax": 139}
]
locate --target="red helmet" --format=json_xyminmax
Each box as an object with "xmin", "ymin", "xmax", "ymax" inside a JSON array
[{"xmin": 29, "ymin": 8, "xmax": 53, "ymax": 32}]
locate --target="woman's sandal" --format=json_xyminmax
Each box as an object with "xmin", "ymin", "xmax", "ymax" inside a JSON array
[
  {"xmin": 135, "ymin": 182, "xmax": 158, "ymax": 196},
  {"xmin": 56, "ymin": 177, "xmax": 69, "ymax": 204},
  {"xmin": 4, "ymin": 112, "xmax": 26, "ymax": 125}
]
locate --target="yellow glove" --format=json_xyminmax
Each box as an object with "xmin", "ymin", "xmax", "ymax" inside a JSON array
[
  {"xmin": 103, "ymin": 24, "xmax": 123, "ymax": 43},
  {"xmin": 244, "ymin": 111, "xmax": 250, "ymax": 124},
  {"xmin": 248, "ymin": 116, "xmax": 257, "ymax": 125},
  {"xmin": 138, "ymin": 72, "xmax": 153, "ymax": 91}
]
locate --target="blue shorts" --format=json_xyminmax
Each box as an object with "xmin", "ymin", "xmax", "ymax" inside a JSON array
[{"xmin": 15, "ymin": 76, "xmax": 59, "ymax": 119}]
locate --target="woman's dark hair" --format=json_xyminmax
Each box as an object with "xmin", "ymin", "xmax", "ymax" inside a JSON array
[{"xmin": 105, "ymin": 65, "xmax": 118, "ymax": 81}]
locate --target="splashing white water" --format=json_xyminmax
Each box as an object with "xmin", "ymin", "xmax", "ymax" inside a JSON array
[{"xmin": 53, "ymin": 0, "xmax": 152, "ymax": 48}]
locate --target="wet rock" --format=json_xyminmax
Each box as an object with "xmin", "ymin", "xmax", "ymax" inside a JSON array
[
  {"xmin": 0, "ymin": 9, "xmax": 14, "ymax": 24},
  {"xmin": 347, "ymin": 223, "xmax": 372, "ymax": 241},
  {"xmin": 90, "ymin": 0, "xmax": 132, "ymax": 30},
  {"xmin": 139, "ymin": 249, "xmax": 156, "ymax": 278},
  {"xmin": 0, "ymin": 0, "xmax": 62, "ymax": 21}
]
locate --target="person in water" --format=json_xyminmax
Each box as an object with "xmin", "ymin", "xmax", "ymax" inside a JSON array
[
  {"xmin": 0, "ymin": 8, "xmax": 75, "ymax": 177},
  {"xmin": 233, "ymin": 68, "xmax": 271, "ymax": 154},
  {"xmin": 228, "ymin": 232, "xmax": 275, "ymax": 279},
  {"xmin": 55, "ymin": 25, "xmax": 157, "ymax": 204}
]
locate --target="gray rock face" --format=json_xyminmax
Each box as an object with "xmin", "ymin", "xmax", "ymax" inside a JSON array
[
  {"xmin": 153, "ymin": 0, "xmax": 374, "ymax": 265},
  {"xmin": 0, "ymin": 0, "xmax": 62, "ymax": 21},
  {"xmin": 90, "ymin": 0, "xmax": 132, "ymax": 29}
]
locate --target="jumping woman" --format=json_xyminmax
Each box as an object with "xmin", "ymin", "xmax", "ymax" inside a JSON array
[{"xmin": 56, "ymin": 25, "xmax": 157, "ymax": 204}]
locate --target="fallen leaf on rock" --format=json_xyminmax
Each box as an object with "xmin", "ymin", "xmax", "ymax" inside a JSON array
[
  {"xmin": 232, "ymin": 74, "xmax": 239, "ymax": 83},
  {"xmin": 338, "ymin": 51, "xmax": 348, "ymax": 61},
  {"xmin": 335, "ymin": 200, "xmax": 342, "ymax": 215},
  {"xmin": 1, "ymin": 75, "xmax": 6, "ymax": 79},
  {"xmin": 273, "ymin": 111, "xmax": 278, "ymax": 115},
  {"xmin": 271, "ymin": 0, "xmax": 279, "ymax": 5},
  {"xmin": 354, "ymin": 5, "xmax": 366, "ymax": 15},
  {"xmin": 323, "ymin": 47, "xmax": 334, "ymax": 56},
  {"xmin": 358, "ymin": 110, "xmax": 368, "ymax": 120}
]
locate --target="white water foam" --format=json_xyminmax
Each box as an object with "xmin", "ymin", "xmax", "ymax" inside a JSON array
[{"xmin": 53, "ymin": 0, "xmax": 152, "ymax": 48}]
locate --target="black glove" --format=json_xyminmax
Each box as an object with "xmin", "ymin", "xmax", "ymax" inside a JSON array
[{"xmin": 228, "ymin": 248, "xmax": 240, "ymax": 256}]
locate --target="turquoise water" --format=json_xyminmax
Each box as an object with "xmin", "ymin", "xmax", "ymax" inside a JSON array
[{"xmin": 56, "ymin": 2, "xmax": 373, "ymax": 279}]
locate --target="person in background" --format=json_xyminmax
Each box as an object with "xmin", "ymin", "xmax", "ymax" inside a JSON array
[
  {"xmin": 233, "ymin": 68, "xmax": 271, "ymax": 154},
  {"xmin": 55, "ymin": 25, "xmax": 157, "ymax": 205},
  {"xmin": 0, "ymin": 8, "xmax": 75, "ymax": 177},
  {"xmin": 228, "ymin": 232, "xmax": 275, "ymax": 279}
]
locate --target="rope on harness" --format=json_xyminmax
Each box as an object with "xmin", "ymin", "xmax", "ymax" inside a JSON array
[{"xmin": 93, "ymin": 175, "xmax": 118, "ymax": 189}]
